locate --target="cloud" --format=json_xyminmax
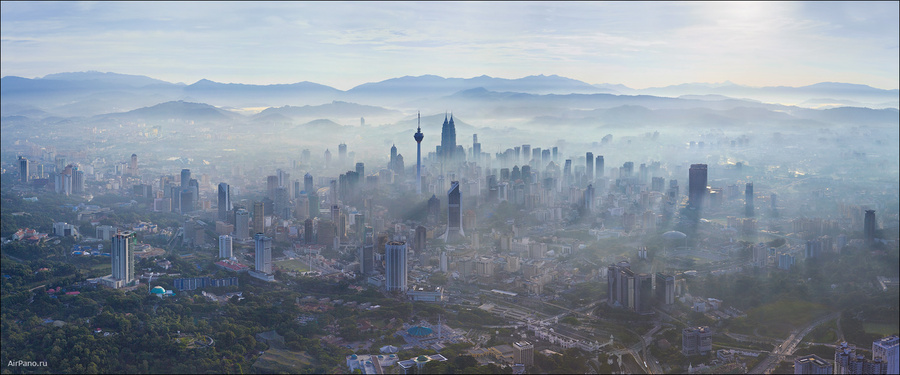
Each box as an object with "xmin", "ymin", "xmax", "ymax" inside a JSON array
[{"xmin": 1, "ymin": 1, "xmax": 897, "ymax": 89}]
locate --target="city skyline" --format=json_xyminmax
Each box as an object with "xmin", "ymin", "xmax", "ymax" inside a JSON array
[{"xmin": 1, "ymin": 1, "xmax": 898, "ymax": 90}]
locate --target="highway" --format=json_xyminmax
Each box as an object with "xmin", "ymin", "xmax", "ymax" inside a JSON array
[{"xmin": 749, "ymin": 311, "xmax": 840, "ymax": 374}]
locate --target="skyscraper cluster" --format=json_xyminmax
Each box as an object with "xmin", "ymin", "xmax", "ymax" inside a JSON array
[{"xmin": 607, "ymin": 261, "xmax": 652, "ymax": 314}]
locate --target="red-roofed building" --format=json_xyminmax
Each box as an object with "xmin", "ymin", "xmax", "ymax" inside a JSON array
[{"xmin": 215, "ymin": 260, "xmax": 249, "ymax": 273}]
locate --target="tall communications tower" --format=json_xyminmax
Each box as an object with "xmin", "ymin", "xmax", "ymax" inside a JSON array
[{"xmin": 414, "ymin": 112, "xmax": 424, "ymax": 194}]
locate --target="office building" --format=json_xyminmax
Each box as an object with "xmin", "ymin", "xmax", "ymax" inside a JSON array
[
  {"xmin": 188, "ymin": 178, "xmax": 199, "ymax": 209},
  {"xmin": 304, "ymin": 173, "xmax": 314, "ymax": 194},
  {"xmin": 689, "ymin": 164, "xmax": 708, "ymax": 208},
  {"xmin": 111, "ymin": 231, "xmax": 135, "ymax": 286},
  {"xmin": 385, "ymin": 241, "xmax": 408, "ymax": 292},
  {"xmin": 609, "ymin": 261, "xmax": 654, "ymax": 314},
  {"xmin": 180, "ymin": 188, "xmax": 194, "ymax": 214},
  {"xmin": 442, "ymin": 181, "xmax": 465, "ymax": 242},
  {"xmin": 181, "ymin": 169, "xmax": 191, "ymax": 187},
  {"xmin": 130, "ymin": 153, "xmax": 138, "ymax": 176},
  {"xmin": 414, "ymin": 225, "xmax": 427, "ymax": 255},
  {"xmin": 304, "ymin": 219, "xmax": 315, "ymax": 245},
  {"xmin": 338, "ymin": 143, "xmax": 347, "ymax": 168},
  {"xmin": 219, "ymin": 235, "xmax": 233, "ymax": 259},
  {"xmin": 234, "ymin": 209, "xmax": 250, "ymax": 240},
  {"xmin": 254, "ymin": 233, "xmax": 272, "ymax": 274},
  {"xmin": 584, "ymin": 184, "xmax": 594, "ymax": 211},
  {"xmin": 218, "ymin": 183, "xmax": 232, "ymax": 222},
  {"xmin": 865, "ymin": 210, "xmax": 877, "ymax": 246},
  {"xmin": 635, "ymin": 273, "xmax": 653, "ymax": 314},
  {"xmin": 253, "ymin": 201, "xmax": 265, "ymax": 233},
  {"xmin": 275, "ymin": 186, "xmax": 290, "ymax": 219},
  {"xmin": 656, "ymin": 273, "xmax": 675, "ymax": 305},
  {"xmin": 586, "ymin": 152, "xmax": 594, "ymax": 182},
  {"xmin": 682, "ymin": 326, "xmax": 712, "ymax": 356},
  {"xmin": 18, "ymin": 156, "xmax": 29, "ymax": 183},
  {"xmin": 745, "ymin": 182, "xmax": 754, "ymax": 217},
  {"xmin": 359, "ymin": 240, "xmax": 375, "ymax": 276},
  {"xmin": 513, "ymin": 341, "xmax": 534, "ymax": 367},
  {"xmin": 596, "ymin": 155, "xmax": 604, "ymax": 178},
  {"xmin": 793, "ymin": 354, "xmax": 832, "ymax": 374},
  {"xmin": 873, "ymin": 335, "xmax": 899, "ymax": 375}
]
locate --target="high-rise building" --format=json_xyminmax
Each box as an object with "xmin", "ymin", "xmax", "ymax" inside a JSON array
[
  {"xmin": 304, "ymin": 173, "xmax": 314, "ymax": 194},
  {"xmin": 584, "ymin": 184, "xmax": 594, "ymax": 211},
  {"xmin": 414, "ymin": 226, "xmax": 427, "ymax": 255},
  {"xmin": 442, "ymin": 181, "xmax": 465, "ymax": 242},
  {"xmin": 219, "ymin": 235, "xmax": 233, "ymax": 259},
  {"xmin": 72, "ymin": 167, "xmax": 84, "ymax": 194},
  {"xmin": 234, "ymin": 209, "xmax": 250, "ymax": 239},
  {"xmin": 390, "ymin": 144, "xmax": 398, "ymax": 172},
  {"xmin": 356, "ymin": 162, "xmax": 365, "ymax": 186},
  {"xmin": 414, "ymin": 112, "xmax": 424, "ymax": 194},
  {"xmin": 655, "ymin": 272, "xmax": 675, "ymax": 305},
  {"xmin": 275, "ymin": 186, "xmax": 290, "ymax": 219},
  {"xmin": 338, "ymin": 143, "xmax": 347, "ymax": 168},
  {"xmin": 745, "ymin": 182, "xmax": 754, "ymax": 217},
  {"xmin": 385, "ymin": 241, "xmax": 408, "ymax": 292},
  {"xmin": 130, "ymin": 153, "xmax": 138, "ymax": 176},
  {"xmin": 324, "ymin": 149, "xmax": 332, "ymax": 169},
  {"xmin": 513, "ymin": 341, "xmax": 534, "ymax": 367},
  {"xmin": 427, "ymin": 194, "xmax": 440, "ymax": 224},
  {"xmin": 252, "ymin": 201, "xmax": 265, "ymax": 234},
  {"xmin": 440, "ymin": 113, "xmax": 457, "ymax": 164},
  {"xmin": 254, "ymin": 233, "xmax": 272, "ymax": 274},
  {"xmin": 873, "ymin": 335, "xmax": 899, "ymax": 375},
  {"xmin": 688, "ymin": 164, "xmax": 708, "ymax": 208},
  {"xmin": 473, "ymin": 134, "xmax": 482, "ymax": 164},
  {"xmin": 188, "ymin": 178, "xmax": 199, "ymax": 209},
  {"xmin": 793, "ymin": 354, "xmax": 832, "ymax": 374},
  {"xmin": 304, "ymin": 219, "xmax": 315, "ymax": 244},
  {"xmin": 180, "ymin": 188, "xmax": 194, "ymax": 214},
  {"xmin": 621, "ymin": 161, "xmax": 634, "ymax": 178},
  {"xmin": 635, "ymin": 273, "xmax": 653, "ymax": 314},
  {"xmin": 596, "ymin": 155, "xmax": 604, "ymax": 178},
  {"xmin": 111, "ymin": 231, "xmax": 135, "ymax": 284},
  {"xmin": 586, "ymin": 152, "xmax": 594, "ymax": 182},
  {"xmin": 218, "ymin": 183, "xmax": 232, "ymax": 222},
  {"xmin": 682, "ymin": 326, "xmax": 712, "ymax": 356},
  {"xmin": 181, "ymin": 169, "xmax": 191, "ymax": 188},
  {"xmin": 358, "ymin": 242, "xmax": 375, "ymax": 275},
  {"xmin": 864, "ymin": 210, "xmax": 877, "ymax": 246},
  {"xmin": 266, "ymin": 175, "xmax": 279, "ymax": 200},
  {"xmin": 18, "ymin": 156, "xmax": 29, "ymax": 183}
]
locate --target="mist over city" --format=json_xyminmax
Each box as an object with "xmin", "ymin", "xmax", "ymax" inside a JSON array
[{"xmin": 1, "ymin": 2, "xmax": 898, "ymax": 374}]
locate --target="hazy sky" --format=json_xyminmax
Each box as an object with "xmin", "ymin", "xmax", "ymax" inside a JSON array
[{"xmin": 2, "ymin": 1, "xmax": 898, "ymax": 90}]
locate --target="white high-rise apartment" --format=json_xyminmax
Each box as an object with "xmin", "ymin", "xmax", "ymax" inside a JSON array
[
  {"xmin": 219, "ymin": 235, "xmax": 233, "ymax": 259},
  {"xmin": 385, "ymin": 241, "xmax": 408, "ymax": 292},
  {"xmin": 111, "ymin": 231, "xmax": 135, "ymax": 283},
  {"xmin": 873, "ymin": 335, "xmax": 899, "ymax": 375},
  {"xmin": 254, "ymin": 233, "xmax": 272, "ymax": 274}
]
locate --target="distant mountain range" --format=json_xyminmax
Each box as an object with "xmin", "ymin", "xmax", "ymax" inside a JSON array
[{"xmin": 1, "ymin": 71, "xmax": 897, "ymax": 132}]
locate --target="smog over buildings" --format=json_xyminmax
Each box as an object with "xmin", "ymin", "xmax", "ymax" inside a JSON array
[{"xmin": 1, "ymin": 2, "xmax": 898, "ymax": 374}]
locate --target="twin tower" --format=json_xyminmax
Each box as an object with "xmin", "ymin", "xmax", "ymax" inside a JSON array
[{"xmin": 413, "ymin": 113, "xmax": 464, "ymax": 242}]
